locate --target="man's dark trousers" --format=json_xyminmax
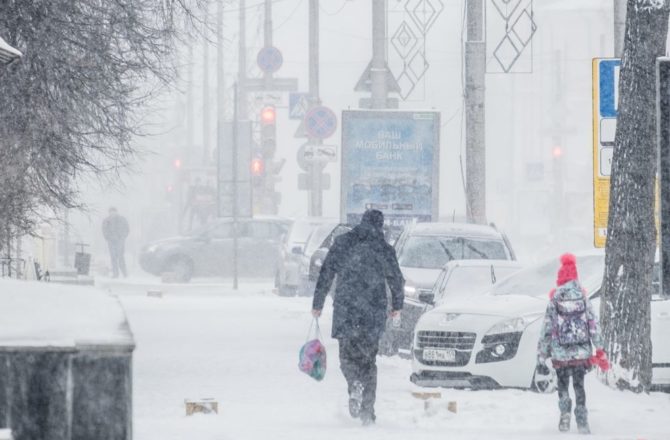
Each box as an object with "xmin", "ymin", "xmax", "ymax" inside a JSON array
[
  {"xmin": 338, "ymin": 336, "xmax": 379, "ymax": 418},
  {"xmin": 108, "ymin": 241, "xmax": 127, "ymax": 278}
]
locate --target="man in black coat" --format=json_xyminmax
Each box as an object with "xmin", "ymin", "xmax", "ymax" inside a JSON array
[
  {"xmin": 102, "ymin": 207, "xmax": 130, "ymax": 278},
  {"xmin": 311, "ymin": 210, "xmax": 404, "ymax": 425}
]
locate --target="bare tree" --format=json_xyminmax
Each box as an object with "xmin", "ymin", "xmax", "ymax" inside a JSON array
[
  {"xmin": 0, "ymin": 0, "xmax": 204, "ymax": 247},
  {"xmin": 601, "ymin": 0, "xmax": 669, "ymax": 392}
]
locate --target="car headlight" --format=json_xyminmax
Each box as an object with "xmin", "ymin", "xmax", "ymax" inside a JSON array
[
  {"xmin": 145, "ymin": 244, "xmax": 159, "ymax": 254},
  {"xmin": 404, "ymin": 285, "xmax": 417, "ymax": 298},
  {"xmin": 484, "ymin": 313, "xmax": 543, "ymax": 336}
]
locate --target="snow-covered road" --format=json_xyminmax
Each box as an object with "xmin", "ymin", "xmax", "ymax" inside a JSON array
[{"xmin": 116, "ymin": 282, "xmax": 670, "ymax": 440}]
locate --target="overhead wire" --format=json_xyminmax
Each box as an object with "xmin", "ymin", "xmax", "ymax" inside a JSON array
[
  {"xmin": 274, "ymin": 0, "xmax": 305, "ymax": 32},
  {"xmin": 320, "ymin": 0, "xmax": 349, "ymax": 16}
]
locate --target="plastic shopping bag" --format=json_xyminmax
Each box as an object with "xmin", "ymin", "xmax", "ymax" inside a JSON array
[{"xmin": 299, "ymin": 318, "xmax": 327, "ymax": 381}]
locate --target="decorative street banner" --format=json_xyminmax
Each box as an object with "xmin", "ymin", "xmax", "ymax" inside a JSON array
[{"xmin": 341, "ymin": 110, "xmax": 440, "ymax": 226}]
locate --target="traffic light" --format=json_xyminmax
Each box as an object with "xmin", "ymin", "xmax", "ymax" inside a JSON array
[
  {"xmin": 173, "ymin": 158, "xmax": 183, "ymax": 169},
  {"xmin": 251, "ymin": 157, "xmax": 265, "ymax": 178},
  {"xmin": 552, "ymin": 146, "xmax": 563, "ymax": 158},
  {"xmin": 260, "ymin": 105, "xmax": 277, "ymax": 156}
]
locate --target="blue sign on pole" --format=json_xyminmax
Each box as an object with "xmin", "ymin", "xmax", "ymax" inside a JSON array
[
  {"xmin": 289, "ymin": 93, "xmax": 311, "ymax": 120},
  {"xmin": 340, "ymin": 110, "xmax": 440, "ymax": 226},
  {"xmin": 257, "ymin": 46, "xmax": 283, "ymax": 74},
  {"xmin": 599, "ymin": 59, "xmax": 621, "ymax": 118}
]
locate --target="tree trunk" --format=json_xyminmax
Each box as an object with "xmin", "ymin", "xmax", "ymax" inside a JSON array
[{"xmin": 601, "ymin": 0, "xmax": 669, "ymax": 392}]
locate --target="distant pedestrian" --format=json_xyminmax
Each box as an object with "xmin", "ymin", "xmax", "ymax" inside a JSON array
[
  {"xmin": 102, "ymin": 207, "xmax": 129, "ymax": 278},
  {"xmin": 311, "ymin": 210, "xmax": 404, "ymax": 425},
  {"xmin": 537, "ymin": 253, "xmax": 608, "ymax": 434}
]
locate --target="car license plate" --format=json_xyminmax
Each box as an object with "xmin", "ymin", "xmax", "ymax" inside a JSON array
[{"xmin": 423, "ymin": 348, "xmax": 456, "ymax": 362}]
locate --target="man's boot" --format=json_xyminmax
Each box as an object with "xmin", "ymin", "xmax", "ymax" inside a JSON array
[
  {"xmin": 558, "ymin": 398, "xmax": 572, "ymax": 432},
  {"xmin": 348, "ymin": 381, "xmax": 364, "ymax": 419},
  {"xmin": 574, "ymin": 405, "xmax": 591, "ymax": 434}
]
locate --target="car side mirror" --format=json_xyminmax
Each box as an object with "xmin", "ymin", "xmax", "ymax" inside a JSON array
[
  {"xmin": 418, "ymin": 292, "xmax": 435, "ymax": 305},
  {"xmin": 291, "ymin": 246, "xmax": 303, "ymax": 255},
  {"xmin": 309, "ymin": 248, "xmax": 328, "ymax": 281}
]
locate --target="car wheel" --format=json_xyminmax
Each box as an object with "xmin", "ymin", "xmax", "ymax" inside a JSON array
[
  {"xmin": 164, "ymin": 256, "xmax": 193, "ymax": 283},
  {"xmin": 532, "ymin": 366, "xmax": 557, "ymax": 393}
]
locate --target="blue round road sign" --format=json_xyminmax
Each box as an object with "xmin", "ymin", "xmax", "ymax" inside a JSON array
[
  {"xmin": 257, "ymin": 46, "xmax": 283, "ymax": 74},
  {"xmin": 304, "ymin": 106, "xmax": 337, "ymax": 139}
]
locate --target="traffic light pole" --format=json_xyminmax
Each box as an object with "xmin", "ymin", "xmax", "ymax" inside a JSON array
[{"xmin": 308, "ymin": 0, "xmax": 323, "ymax": 216}]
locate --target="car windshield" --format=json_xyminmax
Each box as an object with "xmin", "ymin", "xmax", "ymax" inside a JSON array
[
  {"xmin": 440, "ymin": 265, "xmax": 521, "ymax": 300},
  {"xmin": 491, "ymin": 255, "xmax": 605, "ymax": 297},
  {"xmin": 286, "ymin": 220, "xmax": 322, "ymax": 246},
  {"xmin": 398, "ymin": 236, "xmax": 508, "ymax": 269},
  {"xmin": 304, "ymin": 224, "xmax": 338, "ymax": 256}
]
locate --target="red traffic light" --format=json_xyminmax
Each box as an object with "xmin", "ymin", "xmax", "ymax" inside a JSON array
[
  {"xmin": 173, "ymin": 158, "xmax": 182, "ymax": 169},
  {"xmin": 552, "ymin": 146, "xmax": 563, "ymax": 158},
  {"xmin": 251, "ymin": 158, "xmax": 265, "ymax": 176},
  {"xmin": 166, "ymin": 184, "xmax": 174, "ymax": 193},
  {"xmin": 260, "ymin": 106, "xmax": 276, "ymax": 125}
]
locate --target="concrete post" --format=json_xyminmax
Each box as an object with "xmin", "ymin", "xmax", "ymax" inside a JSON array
[{"xmin": 465, "ymin": 0, "xmax": 486, "ymax": 224}]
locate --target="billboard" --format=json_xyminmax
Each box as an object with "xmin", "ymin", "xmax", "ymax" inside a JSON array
[{"xmin": 341, "ymin": 110, "xmax": 440, "ymax": 226}]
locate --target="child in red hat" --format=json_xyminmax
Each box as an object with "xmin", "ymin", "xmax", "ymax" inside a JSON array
[{"xmin": 537, "ymin": 253, "xmax": 609, "ymax": 434}]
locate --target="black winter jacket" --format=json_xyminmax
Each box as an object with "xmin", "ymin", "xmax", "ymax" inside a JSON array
[{"xmin": 312, "ymin": 222, "xmax": 404, "ymax": 340}]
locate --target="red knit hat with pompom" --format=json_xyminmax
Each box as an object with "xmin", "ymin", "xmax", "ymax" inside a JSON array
[{"xmin": 556, "ymin": 253, "xmax": 578, "ymax": 286}]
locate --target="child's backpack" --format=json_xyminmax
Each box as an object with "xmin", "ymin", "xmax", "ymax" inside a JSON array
[
  {"xmin": 554, "ymin": 292, "xmax": 590, "ymax": 346},
  {"xmin": 299, "ymin": 319, "xmax": 327, "ymax": 381}
]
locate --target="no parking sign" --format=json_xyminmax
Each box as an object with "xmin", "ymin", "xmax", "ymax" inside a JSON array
[{"xmin": 304, "ymin": 106, "xmax": 337, "ymax": 139}]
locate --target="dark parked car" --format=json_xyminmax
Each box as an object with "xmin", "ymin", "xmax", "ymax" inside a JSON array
[
  {"xmin": 305, "ymin": 223, "xmax": 402, "ymax": 295},
  {"xmin": 139, "ymin": 217, "xmax": 291, "ymax": 282}
]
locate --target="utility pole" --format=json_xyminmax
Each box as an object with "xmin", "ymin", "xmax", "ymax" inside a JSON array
[
  {"xmin": 613, "ymin": 0, "xmax": 626, "ymax": 57},
  {"xmin": 308, "ymin": 0, "xmax": 323, "ymax": 216},
  {"xmin": 203, "ymin": 2, "xmax": 211, "ymax": 165},
  {"xmin": 238, "ymin": 0, "xmax": 248, "ymax": 118},
  {"xmin": 217, "ymin": 0, "xmax": 225, "ymax": 193},
  {"xmin": 465, "ymin": 0, "xmax": 486, "ymax": 224},
  {"xmin": 371, "ymin": 0, "xmax": 388, "ymax": 109},
  {"xmin": 232, "ymin": 83, "xmax": 240, "ymax": 290},
  {"xmin": 187, "ymin": 45, "xmax": 195, "ymax": 153}
]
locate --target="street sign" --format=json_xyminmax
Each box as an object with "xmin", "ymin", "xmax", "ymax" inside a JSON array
[
  {"xmin": 243, "ymin": 78, "xmax": 298, "ymax": 92},
  {"xmin": 304, "ymin": 106, "xmax": 337, "ymax": 139},
  {"xmin": 257, "ymin": 46, "xmax": 283, "ymax": 74},
  {"xmin": 297, "ymin": 143, "xmax": 327, "ymax": 171},
  {"xmin": 301, "ymin": 145, "xmax": 338, "ymax": 163},
  {"xmin": 592, "ymin": 58, "xmax": 620, "ymax": 248},
  {"xmin": 289, "ymin": 93, "xmax": 311, "ymax": 120}
]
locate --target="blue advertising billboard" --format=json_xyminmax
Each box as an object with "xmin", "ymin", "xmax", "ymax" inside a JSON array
[{"xmin": 341, "ymin": 110, "xmax": 440, "ymax": 226}]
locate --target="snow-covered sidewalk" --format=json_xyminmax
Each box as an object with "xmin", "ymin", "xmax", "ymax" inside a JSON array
[{"xmin": 118, "ymin": 283, "xmax": 670, "ymax": 440}]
